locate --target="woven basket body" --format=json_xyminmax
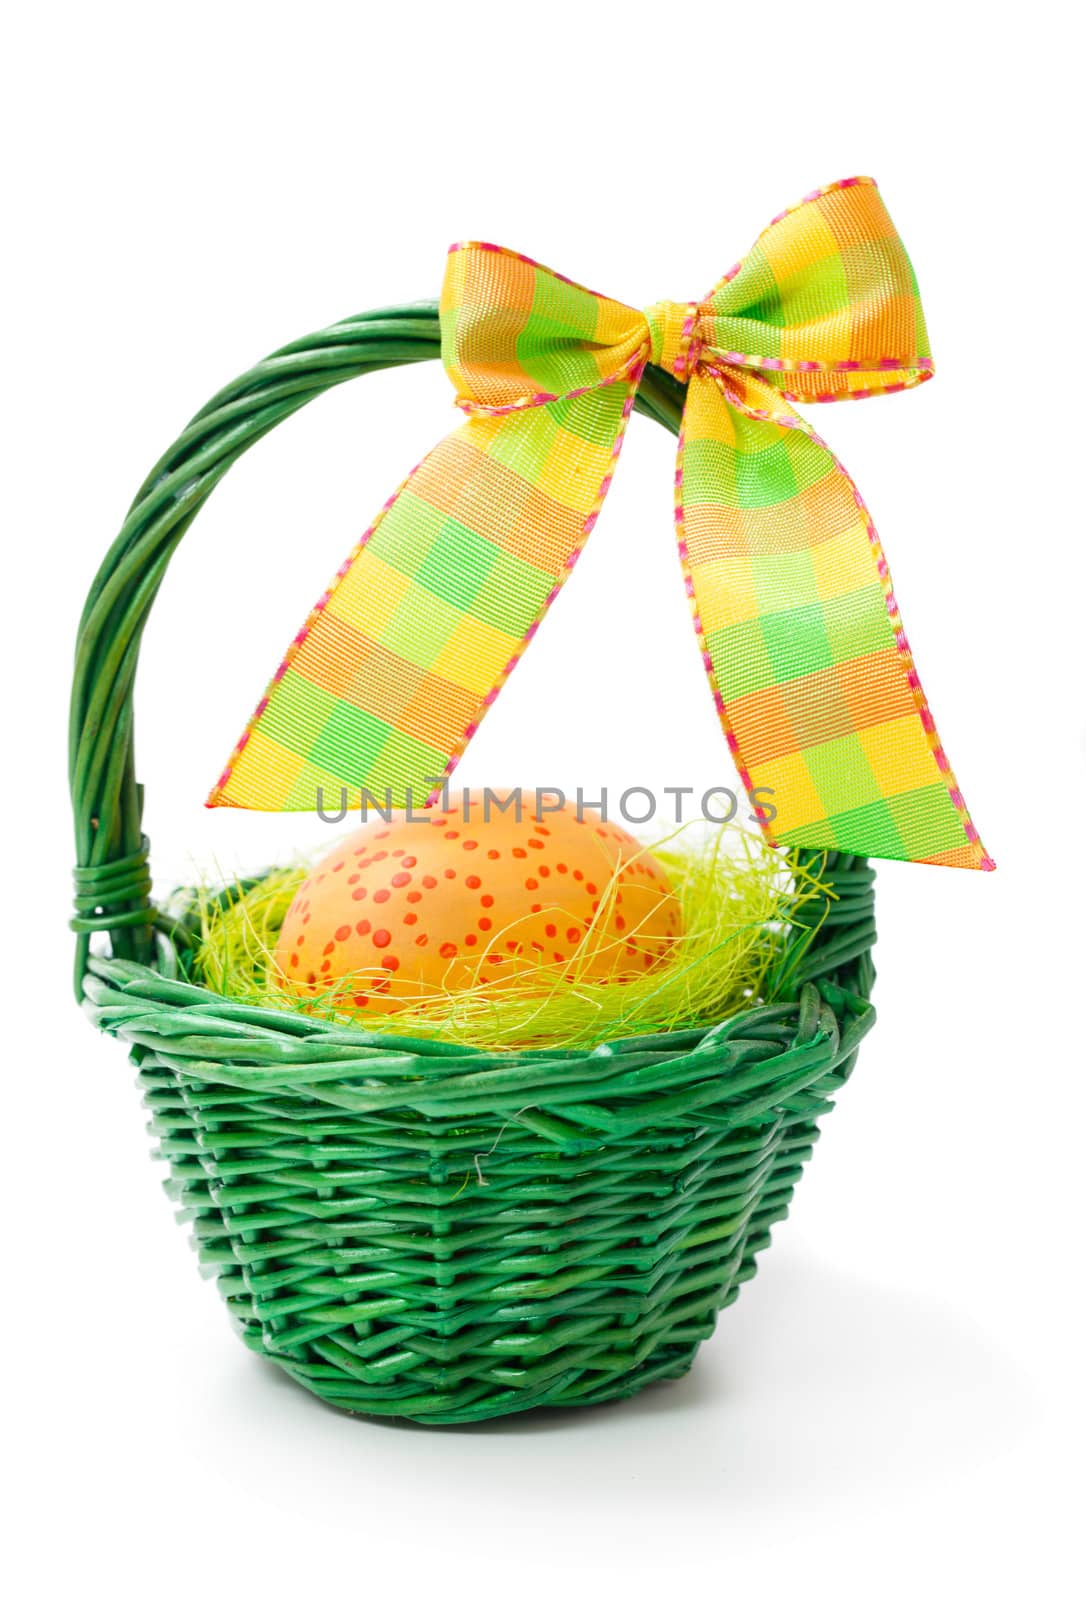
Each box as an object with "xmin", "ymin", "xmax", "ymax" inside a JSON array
[{"xmin": 70, "ymin": 307, "xmax": 877, "ymax": 1424}]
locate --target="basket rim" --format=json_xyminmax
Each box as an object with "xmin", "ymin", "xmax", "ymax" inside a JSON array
[
  {"xmin": 80, "ymin": 847, "xmax": 876, "ymax": 1126},
  {"xmin": 84, "ymin": 947, "xmax": 873, "ymax": 1127}
]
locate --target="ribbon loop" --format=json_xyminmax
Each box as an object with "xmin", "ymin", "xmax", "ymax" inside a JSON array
[
  {"xmin": 209, "ymin": 178, "xmax": 989, "ymax": 871},
  {"xmin": 442, "ymin": 242, "xmax": 648, "ymax": 414},
  {"xmin": 699, "ymin": 176, "xmax": 935, "ymax": 402}
]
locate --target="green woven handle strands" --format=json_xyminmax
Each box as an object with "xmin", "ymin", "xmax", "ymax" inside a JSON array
[{"xmin": 70, "ymin": 305, "xmax": 877, "ymax": 1424}]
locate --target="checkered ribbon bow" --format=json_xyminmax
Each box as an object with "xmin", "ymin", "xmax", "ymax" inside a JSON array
[{"xmin": 210, "ymin": 176, "xmax": 989, "ymax": 869}]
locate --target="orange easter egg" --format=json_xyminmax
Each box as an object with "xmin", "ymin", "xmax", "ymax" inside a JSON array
[{"xmin": 273, "ymin": 791, "xmax": 681, "ymax": 1016}]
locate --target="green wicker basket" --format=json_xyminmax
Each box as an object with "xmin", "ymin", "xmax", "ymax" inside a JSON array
[{"xmin": 70, "ymin": 305, "xmax": 877, "ymax": 1425}]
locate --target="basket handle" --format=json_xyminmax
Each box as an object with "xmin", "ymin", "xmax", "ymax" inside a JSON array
[{"xmin": 68, "ymin": 306, "xmax": 686, "ymax": 996}]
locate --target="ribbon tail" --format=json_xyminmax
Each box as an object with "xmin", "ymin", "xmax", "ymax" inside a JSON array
[
  {"xmin": 677, "ymin": 366, "xmax": 990, "ymax": 869},
  {"xmin": 208, "ymin": 379, "xmax": 640, "ymax": 811}
]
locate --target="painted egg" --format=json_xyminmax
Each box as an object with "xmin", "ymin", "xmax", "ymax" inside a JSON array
[{"xmin": 273, "ymin": 790, "xmax": 681, "ymax": 1016}]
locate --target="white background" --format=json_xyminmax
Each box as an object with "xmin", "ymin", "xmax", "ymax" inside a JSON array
[{"xmin": 4, "ymin": 3, "xmax": 1084, "ymax": 1595}]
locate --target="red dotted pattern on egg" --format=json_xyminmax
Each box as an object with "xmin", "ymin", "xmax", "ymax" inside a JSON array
[{"xmin": 273, "ymin": 794, "xmax": 682, "ymax": 1016}]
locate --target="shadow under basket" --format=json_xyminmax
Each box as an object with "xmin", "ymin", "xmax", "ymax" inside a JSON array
[{"xmin": 70, "ymin": 304, "xmax": 878, "ymax": 1425}]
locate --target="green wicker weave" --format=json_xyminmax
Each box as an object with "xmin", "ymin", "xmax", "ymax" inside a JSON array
[{"xmin": 70, "ymin": 304, "xmax": 877, "ymax": 1425}]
